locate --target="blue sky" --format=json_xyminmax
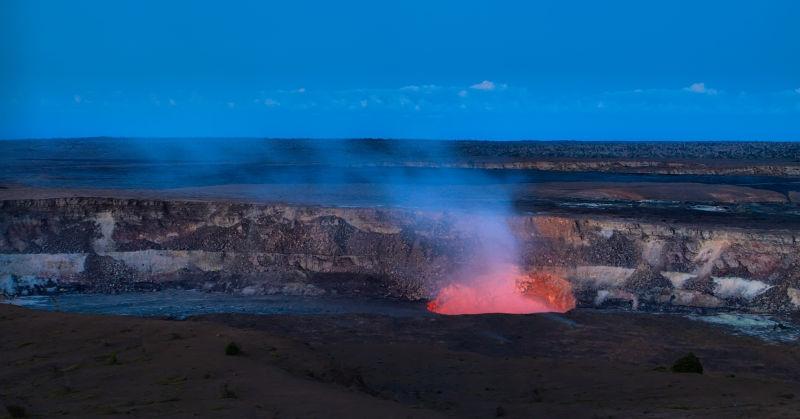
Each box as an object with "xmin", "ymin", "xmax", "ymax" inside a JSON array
[{"xmin": 1, "ymin": 0, "xmax": 799, "ymax": 140}]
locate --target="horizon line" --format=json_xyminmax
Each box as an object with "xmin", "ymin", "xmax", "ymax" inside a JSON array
[{"xmin": 1, "ymin": 136, "xmax": 797, "ymax": 143}]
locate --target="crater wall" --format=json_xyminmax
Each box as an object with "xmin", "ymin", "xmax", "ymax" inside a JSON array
[{"xmin": 2, "ymin": 197, "xmax": 799, "ymax": 313}]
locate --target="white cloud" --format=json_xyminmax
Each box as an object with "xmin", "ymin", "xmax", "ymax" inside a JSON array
[
  {"xmin": 359, "ymin": 99, "xmax": 368, "ymax": 108},
  {"xmin": 400, "ymin": 84, "xmax": 439, "ymax": 92},
  {"xmin": 263, "ymin": 98, "xmax": 280, "ymax": 107},
  {"xmin": 684, "ymin": 82, "xmax": 718, "ymax": 95},
  {"xmin": 73, "ymin": 94, "xmax": 82, "ymax": 104},
  {"xmin": 470, "ymin": 80, "xmax": 496, "ymax": 91},
  {"xmin": 458, "ymin": 89, "xmax": 468, "ymax": 98},
  {"xmin": 277, "ymin": 87, "xmax": 307, "ymax": 94}
]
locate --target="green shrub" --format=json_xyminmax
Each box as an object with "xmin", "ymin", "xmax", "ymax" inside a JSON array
[
  {"xmin": 106, "ymin": 352, "xmax": 120, "ymax": 365},
  {"xmin": 671, "ymin": 353, "xmax": 703, "ymax": 374},
  {"xmin": 225, "ymin": 342, "xmax": 241, "ymax": 356},
  {"xmin": 6, "ymin": 405, "xmax": 27, "ymax": 418},
  {"xmin": 220, "ymin": 383, "xmax": 238, "ymax": 399}
]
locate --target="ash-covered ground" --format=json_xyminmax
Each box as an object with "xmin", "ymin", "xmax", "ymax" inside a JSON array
[{"xmin": 2, "ymin": 302, "xmax": 800, "ymax": 418}]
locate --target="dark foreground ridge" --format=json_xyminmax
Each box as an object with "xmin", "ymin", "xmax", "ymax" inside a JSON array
[{"xmin": 1, "ymin": 304, "xmax": 799, "ymax": 417}]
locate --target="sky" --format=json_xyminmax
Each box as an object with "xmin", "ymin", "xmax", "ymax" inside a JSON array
[{"xmin": 1, "ymin": 0, "xmax": 799, "ymax": 140}]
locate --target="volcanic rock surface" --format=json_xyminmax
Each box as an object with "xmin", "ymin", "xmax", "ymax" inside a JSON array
[{"xmin": 2, "ymin": 195, "xmax": 799, "ymax": 314}]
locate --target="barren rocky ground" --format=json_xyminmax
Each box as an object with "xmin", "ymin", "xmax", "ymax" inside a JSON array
[{"xmin": 1, "ymin": 303, "xmax": 799, "ymax": 418}]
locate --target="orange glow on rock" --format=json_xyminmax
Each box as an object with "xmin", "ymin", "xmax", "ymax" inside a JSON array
[{"xmin": 427, "ymin": 265, "xmax": 575, "ymax": 315}]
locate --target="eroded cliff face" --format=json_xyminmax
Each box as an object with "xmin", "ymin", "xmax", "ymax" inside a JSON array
[{"xmin": 2, "ymin": 197, "xmax": 799, "ymax": 313}]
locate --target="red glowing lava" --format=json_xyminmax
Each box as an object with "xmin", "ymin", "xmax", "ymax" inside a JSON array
[{"xmin": 427, "ymin": 265, "xmax": 575, "ymax": 315}]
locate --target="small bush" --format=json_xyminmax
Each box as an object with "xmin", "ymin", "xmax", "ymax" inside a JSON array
[
  {"xmin": 225, "ymin": 342, "xmax": 241, "ymax": 356},
  {"xmin": 106, "ymin": 352, "xmax": 120, "ymax": 365},
  {"xmin": 671, "ymin": 353, "xmax": 703, "ymax": 374},
  {"xmin": 6, "ymin": 405, "xmax": 26, "ymax": 418},
  {"xmin": 158, "ymin": 375, "xmax": 187, "ymax": 385},
  {"xmin": 220, "ymin": 383, "xmax": 238, "ymax": 399}
]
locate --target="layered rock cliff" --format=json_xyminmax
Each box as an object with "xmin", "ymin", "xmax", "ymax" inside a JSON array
[{"xmin": 2, "ymin": 197, "xmax": 799, "ymax": 313}]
